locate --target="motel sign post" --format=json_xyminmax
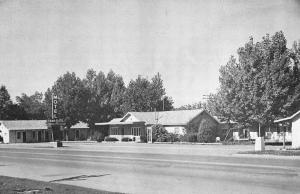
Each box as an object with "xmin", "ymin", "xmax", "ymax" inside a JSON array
[
  {"xmin": 52, "ymin": 94, "xmax": 58, "ymax": 119},
  {"xmin": 47, "ymin": 93, "xmax": 65, "ymax": 144}
]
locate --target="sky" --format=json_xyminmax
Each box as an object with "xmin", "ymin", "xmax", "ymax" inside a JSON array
[{"xmin": 0, "ymin": 0, "xmax": 300, "ymax": 107}]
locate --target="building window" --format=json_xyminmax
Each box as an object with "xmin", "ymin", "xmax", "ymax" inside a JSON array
[
  {"xmin": 131, "ymin": 127, "xmax": 141, "ymax": 136},
  {"xmin": 32, "ymin": 131, "xmax": 36, "ymax": 139},
  {"xmin": 17, "ymin": 132, "xmax": 21, "ymax": 139},
  {"xmin": 111, "ymin": 127, "xmax": 119, "ymax": 135}
]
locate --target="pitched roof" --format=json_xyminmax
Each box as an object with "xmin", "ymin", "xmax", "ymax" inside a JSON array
[
  {"xmin": 1, "ymin": 120, "xmax": 48, "ymax": 130},
  {"xmin": 95, "ymin": 118, "xmax": 144, "ymax": 125},
  {"xmin": 125, "ymin": 109, "xmax": 208, "ymax": 125},
  {"xmin": 71, "ymin": 122, "xmax": 89, "ymax": 129},
  {"xmin": 274, "ymin": 110, "xmax": 300, "ymax": 123},
  {"xmin": 0, "ymin": 120, "xmax": 89, "ymax": 130}
]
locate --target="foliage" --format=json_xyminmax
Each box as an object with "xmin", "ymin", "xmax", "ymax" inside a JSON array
[
  {"xmin": 82, "ymin": 69, "xmax": 126, "ymax": 128},
  {"xmin": 104, "ymin": 136, "xmax": 119, "ymax": 142},
  {"xmin": 176, "ymin": 102, "xmax": 204, "ymax": 110},
  {"xmin": 5, "ymin": 104, "xmax": 28, "ymax": 120},
  {"xmin": 197, "ymin": 127, "xmax": 216, "ymax": 143},
  {"xmin": 121, "ymin": 137, "xmax": 132, "ymax": 142},
  {"xmin": 0, "ymin": 85, "xmax": 28, "ymax": 120},
  {"xmin": 140, "ymin": 135, "xmax": 147, "ymax": 143},
  {"xmin": 121, "ymin": 73, "xmax": 173, "ymax": 113},
  {"xmin": 0, "ymin": 85, "xmax": 12, "ymax": 119},
  {"xmin": 44, "ymin": 72, "xmax": 90, "ymax": 128},
  {"xmin": 180, "ymin": 133, "xmax": 198, "ymax": 142},
  {"xmin": 151, "ymin": 124, "xmax": 169, "ymax": 142},
  {"xmin": 16, "ymin": 92, "xmax": 46, "ymax": 119},
  {"xmin": 90, "ymin": 131, "xmax": 105, "ymax": 142},
  {"xmin": 212, "ymin": 31, "xmax": 300, "ymax": 134}
]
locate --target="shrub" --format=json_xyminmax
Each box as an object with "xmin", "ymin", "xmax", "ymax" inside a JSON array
[
  {"xmin": 197, "ymin": 119, "xmax": 217, "ymax": 143},
  {"xmin": 121, "ymin": 137, "xmax": 132, "ymax": 142},
  {"xmin": 104, "ymin": 136, "xmax": 119, "ymax": 142},
  {"xmin": 168, "ymin": 133, "xmax": 180, "ymax": 142},
  {"xmin": 197, "ymin": 127, "xmax": 216, "ymax": 143},
  {"xmin": 91, "ymin": 131, "xmax": 105, "ymax": 142},
  {"xmin": 156, "ymin": 133, "xmax": 169, "ymax": 142},
  {"xmin": 180, "ymin": 133, "xmax": 198, "ymax": 142},
  {"xmin": 140, "ymin": 135, "xmax": 147, "ymax": 143},
  {"xmin": 152, "ymin": 124, "xmax": 168, "ymax": 142}
]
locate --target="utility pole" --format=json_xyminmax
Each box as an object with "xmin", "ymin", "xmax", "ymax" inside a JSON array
[{"xmin": 258, "ymin": 123, "xmax": 261, "ymax": 137}]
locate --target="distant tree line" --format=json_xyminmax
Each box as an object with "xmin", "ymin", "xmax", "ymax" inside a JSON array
[{"xmin": 0, "ymin": 71, "xmax": 173, "ymax": 128}]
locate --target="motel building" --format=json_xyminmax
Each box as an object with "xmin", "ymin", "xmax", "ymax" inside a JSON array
[
  {"xmin": 96, "ymin": 109, "xmax": 220, "ymax": 142},
  {"xmin": 0, "ymin": 120, "xmax": 89, "ymax": 143}
]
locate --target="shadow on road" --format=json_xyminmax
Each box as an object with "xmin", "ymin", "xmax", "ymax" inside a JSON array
[{"xmin": 49, "ymin": 174, "xmax": 110, "ymax": 182}]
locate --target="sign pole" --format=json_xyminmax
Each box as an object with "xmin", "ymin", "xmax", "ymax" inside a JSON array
[{"xmin": 51, "ymin": 93, "xmax": 54, "ymax": 119}]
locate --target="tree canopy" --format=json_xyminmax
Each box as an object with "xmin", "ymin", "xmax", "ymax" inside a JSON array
[
  {"xmin": 212, "ymin": 31, "xmax": 300, "ymax": 133},
  {"xmin": 16, "ymin": 92, "xmax": 46, "ymax": 120},
  {"xmin": 121, "ymin": 73, "xmax": 173, "ymax": 113},
  {"xmin": 44, "ymin": 72, "xmax": 89, "ymax": 128}
]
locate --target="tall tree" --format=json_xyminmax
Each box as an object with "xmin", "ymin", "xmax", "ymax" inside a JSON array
[
  {"xmin": 121, "ymin": 75, "xmax": 151, "ymax": 112},
  {"xmin": 215, "ymin": 32, "xmax": 300, "ymax": 134},
  {"xmin": 121, "ymin": 73, "xmax": 173, "ymax": 113},
  {"xmin": 83, "ymin": 69, "xmax": 126, "ymax": 127},
  {"xmin": 16, "ymin": 92, "xmax": 46, "ymax": 119},
  {"xmin": 44, "ymin": 72, "xmax": 89, "ymax": 128},
  {"xmin": 0, "ymin": 85, "xmax": 12, "ymax": 120},
  {"xmin": 0, "ymin": 85, "xmax": 28, "ymax": 120}
]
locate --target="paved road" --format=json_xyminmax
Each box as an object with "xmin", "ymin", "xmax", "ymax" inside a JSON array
[{"xmin": 0, "ymin": 143, "xmax": 300, "ymax": 194}]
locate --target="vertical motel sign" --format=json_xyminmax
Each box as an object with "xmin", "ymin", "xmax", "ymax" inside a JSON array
[{"xmin": 52, "ymin": 94, "xmax": 58, "ymax": 120}]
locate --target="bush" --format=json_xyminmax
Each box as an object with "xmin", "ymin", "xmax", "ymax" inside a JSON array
[
  {"xmin": 197, "ymin": 119, "xmax": 217, "ymax": 143},
  {"xmin": 104, "ymin": 137, "xmax": 119, "ymax": 142},
  {"xmin": 140, "ymin": 135, "xmax": 147, "ymax": 143},
  {"xmin": 152, "ymin": 124, "xmax": 168, "ymax": 142},
  {"xmin": 121, "ymin": 137, "xmax": 132, "ymax": 142},
  {"xmin": 90, "ymin": 131, "xmax": 105, "ymax": 142},
  {"xmin": 168, "ymin": 133, "xmax": 180, "ymax": 142},
  {"xmin": 156, "ymin": 133, "xmax": 169, "ymax": 142},
  {"xmin": 180, "ymin": 133, "xmax": 198, "ymax": 142},
  {"xmin": 197, "ymin": 127, "xmax": 216, "ymax": 143}
]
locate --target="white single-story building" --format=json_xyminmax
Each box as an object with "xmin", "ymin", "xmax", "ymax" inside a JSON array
[
  {"xmin": 0, "ymin": 120, "xmax": 89, "ymax": 143},
  {"xmin": 96, "ymin": 109, "xmax": 220, "ymax": 142},
  {"xmin": 274, "ymin": 110, "xmax": 300, "ymax": 148}
]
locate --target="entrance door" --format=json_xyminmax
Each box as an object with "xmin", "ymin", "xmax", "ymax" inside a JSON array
[{"xmin": 22, "ymin": 132, "xmax": 26, "ymax": 143}]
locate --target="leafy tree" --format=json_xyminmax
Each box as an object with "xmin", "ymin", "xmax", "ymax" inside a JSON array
[
  {"xmin": 214, "ymin": 32, "xmax": 300, "ymax": 135},
  {"xmin": 0, "ymin": 85, "xmax": 12, "ymax": 119},
  {"xmin": 121, "ymin": 76, "xmax": 152, "ymax": 112},
  {"xmin": 176, "ymin": 101, "xmax": 204, "ymax": 110},
  {"xmin": 151, "ymin": 124, "xmax": 169, "ymax": 142},
  {"xmin": 16, "ymin": 92, "xmax": 46, "ymax": 119},
  {"xmin": 121, "ymin": 73, "xmax": 173, "ymax": 113},
  {"xmin": 0, "ymin": 85, "xmax": 28, "ymax": 120},
  {"xmin": 5, "ymin": 104, "xmax": 28, "ymax": 120},
  {"xmin": 82, "ymin": 69, "xmax": 126, "ymax": 127},
  {"xmin": 44, "ymin": 72, "xmax": 89, "ymax": 128},
  {"xmin": 197, "ymin": 119, "xmax": 216, "ymax": 143}
]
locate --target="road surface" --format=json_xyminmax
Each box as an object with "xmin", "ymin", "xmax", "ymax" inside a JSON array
[{"xmin": 0, "ymin": 143, "xmax": 299, "ymax": 194}]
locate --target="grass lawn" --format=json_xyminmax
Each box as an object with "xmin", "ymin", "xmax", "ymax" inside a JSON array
[
  {"xmin": 0, "ymin": 176, "xmax": 122, "ymax": 194},
  {"xmin": 239, "ymin": 150, "xmax": 300, "ymax": 156}
]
